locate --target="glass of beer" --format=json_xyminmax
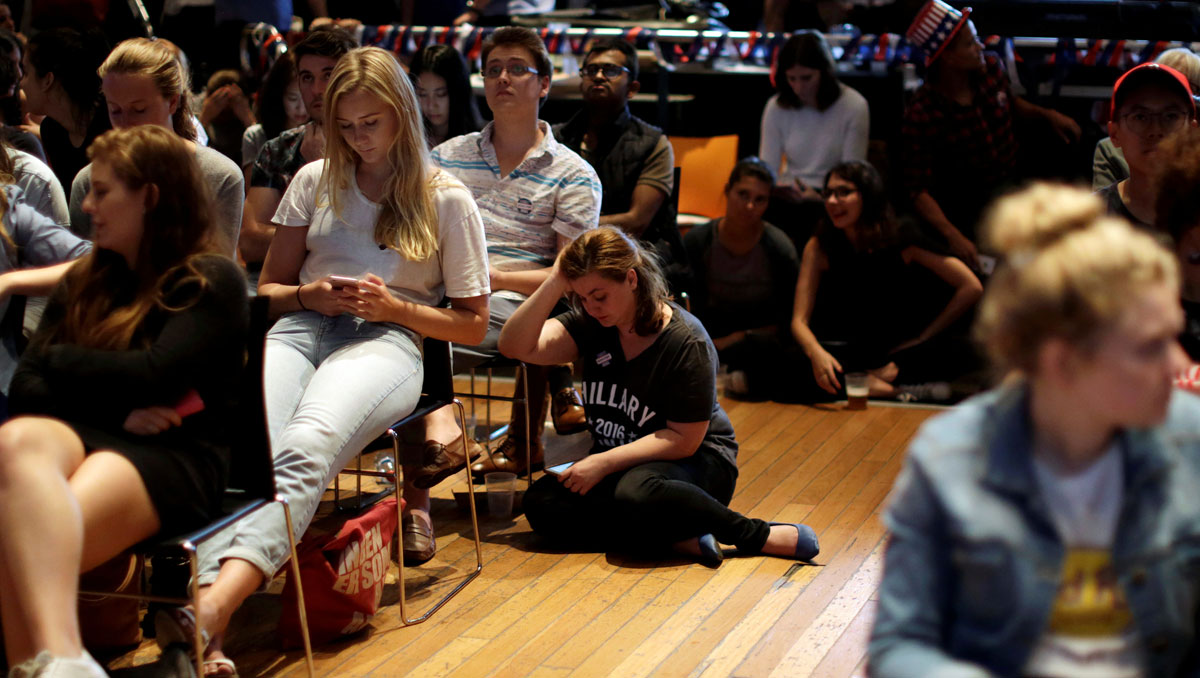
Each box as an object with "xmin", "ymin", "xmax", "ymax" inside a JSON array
[{"xmin": 845, "ymin": 372, "xmax": 869, "ymax": 410}]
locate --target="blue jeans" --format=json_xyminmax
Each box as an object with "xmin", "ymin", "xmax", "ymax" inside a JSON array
[{"xmin": 196, "ymin": 311, "xmax": 422, "ymax": 583}]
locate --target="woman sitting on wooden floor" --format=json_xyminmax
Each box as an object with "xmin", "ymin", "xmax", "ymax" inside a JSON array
[{"xmin": 500, "ymin": 226, "xmax": 819, "ymax": 566}]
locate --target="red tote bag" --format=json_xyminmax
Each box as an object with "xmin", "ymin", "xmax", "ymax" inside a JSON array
[{"xmin": 279, "ymin": 497, "xmax": 399, "ymax": 647}]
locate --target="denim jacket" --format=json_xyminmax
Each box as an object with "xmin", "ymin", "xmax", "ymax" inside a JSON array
[{"xmin": 869, "ymin": 384, "xmax": 1200, "ymax": 678}]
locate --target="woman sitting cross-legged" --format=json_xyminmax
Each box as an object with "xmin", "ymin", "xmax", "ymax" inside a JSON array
[
  {"xmin": 179, "ymin": 46, "xmax": 490, "ymax": 677},
  {"xmin": 0, "ymin": 125, "xmax": 249, "ymax": 678},
  {"xmin": 501, "ymin": 226, "xmax": 818, "ymax": 565},
  {"xmin": 790, "ymin": 160, "xmax": 983, "ymax": 403}
]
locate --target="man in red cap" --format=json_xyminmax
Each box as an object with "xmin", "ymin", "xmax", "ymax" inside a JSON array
[
  {"xmin": 1101, "ymin": 62, "xmax": 1198, "ymax": 228},
  {"xmin": 901, "ymin": 0, "xmax": 1081, "ymax": 269}
]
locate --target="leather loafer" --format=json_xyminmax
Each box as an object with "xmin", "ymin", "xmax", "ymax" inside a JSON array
[
  {"xmin": 408, "ymin": 434, "xmax": 484, "ymax": 489},
  {"xmin": 470, "ymin": 435, "xmax": 543, "ymax": 476},
  {"xmin": 551, "ymin": 387, "xmax": 588, "ymax": 435},
  {"xmin": 402, "ymin": 513, "xmax": 436, "ymax": 565}
]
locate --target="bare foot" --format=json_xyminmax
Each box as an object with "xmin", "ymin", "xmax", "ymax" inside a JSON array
[
  {"xmin": 867, "ymin": 374, "xmax": 898, "ymax": 398},
  {"xmin": 869, "ymin": 361, "xmax": 899, "ymax": 383}
]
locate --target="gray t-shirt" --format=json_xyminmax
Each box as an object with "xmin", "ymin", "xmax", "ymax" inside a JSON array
[
  {"xmin": 69, "ymin": 144, "xmax": 244, "ymax": 256},
  {"xmin": 707, "ymin": 239, "xmax": 772, "ymax": 313}
]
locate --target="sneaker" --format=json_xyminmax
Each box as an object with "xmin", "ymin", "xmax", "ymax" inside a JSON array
[{"xmin": 896, "ymin": 382, "xmax": 952, "ymax": 403}]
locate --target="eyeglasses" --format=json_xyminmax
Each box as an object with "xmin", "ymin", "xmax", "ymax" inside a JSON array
[
  {"xmin": 483, "ymin": 63, "xmax": 536, "ymax": 79},
  {"xmin": 824, "ymin": 186, "xmax": 859, "ymax": 199},
  {"xmin": 1121, "ymin": 109, "xmax": 1189, "ymax": 136},
  {"xmin": 580, "ymin": 63, "xmax": 630, "ymax": 79}
]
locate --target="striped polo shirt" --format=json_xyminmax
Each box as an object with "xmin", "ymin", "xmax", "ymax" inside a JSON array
[{"xmin": 432, "ymin": 121, "xmax": 601, "ymax": 300}]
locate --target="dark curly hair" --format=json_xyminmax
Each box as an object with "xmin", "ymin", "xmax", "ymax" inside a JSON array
[{"xmin": 818, "ymin": 160, "xmax": 899, "ymax": 254}]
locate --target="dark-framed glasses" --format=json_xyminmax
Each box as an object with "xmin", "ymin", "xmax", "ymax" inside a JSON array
[
  {"xmin": 1122, "ymin": 109, "xmax": 1189, "ymax": 136},
  {"xmin": 483, "ymin": 63, "xmax": 535, "ymax": 79},
  {"xmin": 824, "ymin": 186, "xmax": 859, "ymax": 199},
  {"xmin": 580, "ymin": 63, "xmax": 630, "ymax": 79}
]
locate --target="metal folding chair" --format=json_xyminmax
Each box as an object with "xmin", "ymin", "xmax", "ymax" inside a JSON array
[{"xmin": 334, "ymin": 338, "xmax": 484, "ymax": 625}]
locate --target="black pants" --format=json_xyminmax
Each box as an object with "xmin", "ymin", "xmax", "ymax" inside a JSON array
[{"xmin": 524, "ymin": 448, "xmax": 770, "ymax": 553}]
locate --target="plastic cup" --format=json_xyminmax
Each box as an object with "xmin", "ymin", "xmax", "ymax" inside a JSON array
[
  {"xmin": 845, "ymin": 372, "xmax": 869, "ymax": 410},
  {"xmin": 485, "ymin": 471, "xmax": 516, "ymax": 517}
]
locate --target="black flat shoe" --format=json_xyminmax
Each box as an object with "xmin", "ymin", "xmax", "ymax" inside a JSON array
[{"xmin": 697, "ymin": 533, "xmax": 724, "ymax": 568}]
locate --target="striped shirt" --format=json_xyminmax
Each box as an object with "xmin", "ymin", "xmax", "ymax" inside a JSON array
[{"xmin": 432, "ymin": 121, "xmax": 601, "ymax": 300}]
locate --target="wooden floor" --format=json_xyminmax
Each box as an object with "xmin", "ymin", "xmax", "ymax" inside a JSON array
[{"xmin": 112, "ymin": 394, "xmax": 940, "ymax": 678}]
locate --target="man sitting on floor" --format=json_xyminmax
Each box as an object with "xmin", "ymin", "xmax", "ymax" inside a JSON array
[
  {"xmin": 1098, "ymin": 62, "xmax": 1197, "ymax": 229},
  {"xmin": 900, "ymin": 0, "xmax": 1080, "ymax": 269}
]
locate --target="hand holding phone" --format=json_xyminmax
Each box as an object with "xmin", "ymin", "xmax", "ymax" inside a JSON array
[{"xmin": 544, "ymin": 461, "xmax": 576, "ymax": 476}]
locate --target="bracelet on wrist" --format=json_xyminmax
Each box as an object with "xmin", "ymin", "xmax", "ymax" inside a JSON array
[{"xmin": 296, "ymin": 283, "xmax": 309, "ymax": 311}]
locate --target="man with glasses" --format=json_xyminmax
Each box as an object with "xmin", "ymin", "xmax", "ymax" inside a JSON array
[
  {"xmin": 1099, "ymin": 62, "xmax": 1197, "ymax": 228},
  {"xmin": 552, "ymin": 38, "xmax": 687, "ymax": 294},
  {"xmin": 417, "ymin": 27, "xmax": 600, "ymax": 563}
]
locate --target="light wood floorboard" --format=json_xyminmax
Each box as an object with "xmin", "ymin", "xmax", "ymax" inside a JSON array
[{"xmin": 108, "ymin": 392, "xmax": 938, "ymax": 677}]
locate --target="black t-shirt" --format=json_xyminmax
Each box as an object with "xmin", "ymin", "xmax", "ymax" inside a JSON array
[
  {"xmin": 40, "ymin": 112, "xmax": 111, "ymax": 197},
  {"xmin": 555, "ymin": 302, "xmax": 738, "ymax": 468}
]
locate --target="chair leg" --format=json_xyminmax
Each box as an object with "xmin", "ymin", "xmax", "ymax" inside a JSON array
[
  {"xmin": 280, "ymin": 496, "xmax": 316, "ymax": 678},
  {"xmin": 391, "ymin": 399, "xmax": 483, "ymax": 626},
  {"xmin": 519, "ymin": 365, "xmax": 531, "ymax": 489},
  {"xmin": 185, "ymin": 546, "xmax": 205, "ymax": 678}
]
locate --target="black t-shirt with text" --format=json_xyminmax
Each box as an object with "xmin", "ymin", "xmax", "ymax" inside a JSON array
[{"xmin": 555, "ymin": 302, "xmax": 738, "ymax": 469}]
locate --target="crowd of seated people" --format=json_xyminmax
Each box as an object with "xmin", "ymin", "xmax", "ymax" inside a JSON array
[{"xmin": 0, "ymin": 0, "xmax": 1197, "ymax": 674}]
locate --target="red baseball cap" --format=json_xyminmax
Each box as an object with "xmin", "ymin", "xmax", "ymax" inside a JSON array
[{"xmin": 1110, "ymin": 63, "xmax": 1197, "ymax": 120}]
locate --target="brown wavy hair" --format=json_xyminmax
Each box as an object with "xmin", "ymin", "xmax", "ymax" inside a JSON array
[
  {"xmin": 558, "ymin": 227, "xmax": 669, "ymax": 337},
  {"xmin": 50, "ymin": 126, "xmax": 219, "ymax": 350},
  {"xmin": 1155, "ymin": 125, "xmax": 1200, "ymax": 242}
]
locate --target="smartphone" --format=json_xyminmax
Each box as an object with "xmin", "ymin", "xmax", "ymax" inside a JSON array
[
  {"xmin": 544, "ymin": 461, "xmax": 576, "ymax": 476},
  {"xmin": 173, "ymin": 389, "xmax": 205, "ymax": 418},
  {"xmin": 328, "ymin": 275, "xmax": 361, "ymax": 289}
]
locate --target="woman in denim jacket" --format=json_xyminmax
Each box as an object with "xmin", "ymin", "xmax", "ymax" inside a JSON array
[{"xmin": 869, "ymin": 183, "xmax": 1200, "ymax": 677}]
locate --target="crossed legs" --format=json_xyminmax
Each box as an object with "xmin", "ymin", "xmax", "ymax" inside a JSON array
[{"xmin": 0, "ymin": 416, "xmax": 160, "ymax": 667}]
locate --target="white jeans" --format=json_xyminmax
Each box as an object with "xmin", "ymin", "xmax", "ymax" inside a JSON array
[{"xmin": 195, "ymin": 311, "xmax": 422, "ymax": 584}]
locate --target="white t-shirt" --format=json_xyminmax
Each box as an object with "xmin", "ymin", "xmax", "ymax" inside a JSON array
[
  {"xmin": 273, "ymin": 160, "xmax": 490, "ymax": 308},
  {"xmin": 758, "ymin": 83, "xmax": 870, "ymax": 189},
  {"xmin": 1025, "ymin": 443, "xmax": 1141, "ymax": 677}
]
